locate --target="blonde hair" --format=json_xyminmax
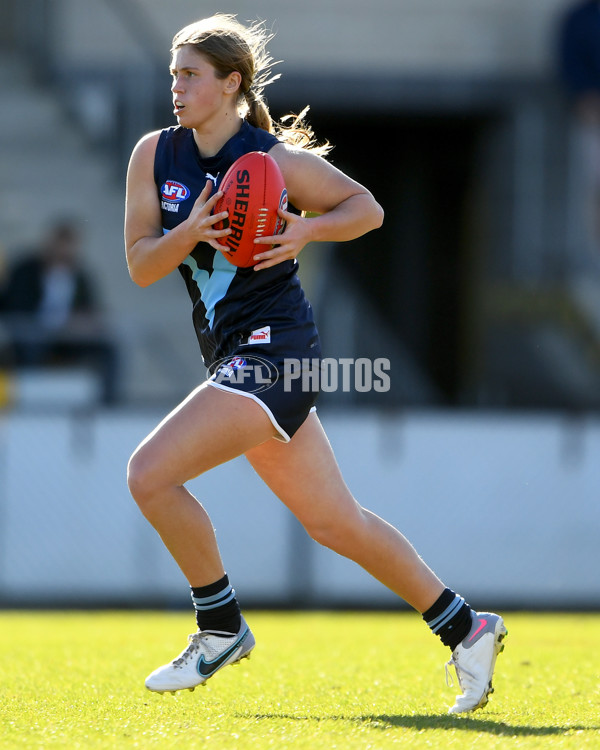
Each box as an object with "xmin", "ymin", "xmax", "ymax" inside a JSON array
[{"xmin": 171, "ymin": 14, "xmax": 331, "ymax": 156}]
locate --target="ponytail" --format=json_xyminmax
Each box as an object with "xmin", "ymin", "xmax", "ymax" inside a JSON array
[
  {"xmin": 244, "ymin": 89, "xmax": 272, "ymax": 133},
  {"xmin": 243, "ymin": 91, "xmax": 331, "ymax": 157}
]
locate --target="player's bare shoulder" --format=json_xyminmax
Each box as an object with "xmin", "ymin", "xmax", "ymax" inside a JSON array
[
  {"xmin": 268, "ymin": 141, "xmax": 326, "ymax": 176},
  {"xmin": 126, "ymin": 131, "xmax": 162, "ymax": 200},
  {"xmin": 128, "ymin": 130, "xmax": 162, "ymax": 173},
  {"xmin": 269, "ymin": 141, "xmax": 365, "ymax": 215}
]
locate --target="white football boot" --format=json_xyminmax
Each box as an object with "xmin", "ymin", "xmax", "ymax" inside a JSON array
[
  {"xmin": 446, "ymin": 612, "xmax": 507, "ymax": 714},
  {"xmin": 145, "ymin": 616, "xmax": 255, "ymax": 694}
]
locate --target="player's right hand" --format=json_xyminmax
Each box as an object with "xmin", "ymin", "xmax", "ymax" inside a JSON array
[{"xmin": 185, "ymin": 179, "xmax": 231, "ymax": 250}]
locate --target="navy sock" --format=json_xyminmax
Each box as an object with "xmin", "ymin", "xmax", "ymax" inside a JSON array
[
  {"xmin": 422, "ymin": 588, "xmax": 473, "ymax": 651},
  {"xmin": 190, "ymin": 573, "xmax": 241, "ymax": 635}
]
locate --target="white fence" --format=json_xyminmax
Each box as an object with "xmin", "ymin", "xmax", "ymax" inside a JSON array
[{"xmin": 0, "ymin": 408, "xmax": 598, "ymax": 609}]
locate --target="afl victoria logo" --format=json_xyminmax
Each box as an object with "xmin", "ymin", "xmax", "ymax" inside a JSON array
[{"xmin": 161, "ymin": 180, "xmax": 190, "ymax": 203}]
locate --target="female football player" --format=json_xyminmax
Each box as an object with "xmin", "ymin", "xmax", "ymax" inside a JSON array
[{"xmin": 124, "ymin": 13, "xmax": 506, "ymax": 714}]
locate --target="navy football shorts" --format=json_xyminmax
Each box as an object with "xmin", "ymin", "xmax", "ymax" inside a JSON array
[{"xmin": 205, "ymin": 331, "xmax": 321, "ymax": 442}]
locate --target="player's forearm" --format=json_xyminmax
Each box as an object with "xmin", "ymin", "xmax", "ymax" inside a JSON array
[
  {"xmin": 127, "ymin": 223, "xmax": 198, "ymax": 287},
  {"xmin": 306, "ymin": 193, "xmax": 384, "ymax": 244}
]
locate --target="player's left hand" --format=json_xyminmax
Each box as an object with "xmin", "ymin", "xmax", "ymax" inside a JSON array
[{"xmin": 251, "ymin": 209, "xmax": 312, "ymax": 271}]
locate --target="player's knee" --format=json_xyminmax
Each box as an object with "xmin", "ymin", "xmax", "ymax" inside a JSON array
[
  {"xmin": 127, "ymin": 448, "xmax": 161, "ymax": 513},
  {"xmin": 305, "ymin": 521, "xmax": 341, "ymax": 551},
  {"xmin": 304, "ymin": 506, "xmax": 365, "ymax": 554}
]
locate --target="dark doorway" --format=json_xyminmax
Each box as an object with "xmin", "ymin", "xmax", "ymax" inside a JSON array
[{"xmin": 306, "ymin": 112, "xmax": 492, "ymax": 404}]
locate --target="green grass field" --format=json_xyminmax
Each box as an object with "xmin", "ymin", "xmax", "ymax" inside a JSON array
[{"xmin": 1, "ymin": 611, "xmax": 598, "ymax": 749}]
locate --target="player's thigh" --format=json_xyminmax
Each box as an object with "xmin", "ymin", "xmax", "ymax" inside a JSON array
[
  {"xmin": 244, "ymin": 411, "xmax": 359, "ymax": 525},
  {"xmin": 130, "ymin": 382, "xmax": 278, "ymax": 489}
]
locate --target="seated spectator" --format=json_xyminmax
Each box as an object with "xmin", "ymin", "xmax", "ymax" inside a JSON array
[{"xmin": 0, "ymin": 220, "xmax": 119, "ymax": 404}]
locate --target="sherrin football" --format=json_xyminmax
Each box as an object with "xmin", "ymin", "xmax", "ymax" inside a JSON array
[{"xmin": 214, "ymin": 151, "xmax": 288, "ymax": 267}]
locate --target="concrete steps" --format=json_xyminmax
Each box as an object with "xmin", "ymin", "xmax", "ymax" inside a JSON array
[{"xmin": 0, "ymin": 55, "xmax": 201, "ymax": 403}]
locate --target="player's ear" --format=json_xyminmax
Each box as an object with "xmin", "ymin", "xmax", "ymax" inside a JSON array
[{"xmin": 224, "ymin": 71, "xmax": 242, "ymax": 95}]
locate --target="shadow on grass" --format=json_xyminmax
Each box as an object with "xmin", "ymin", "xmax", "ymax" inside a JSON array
[
  {"xmin": 357, "ymin": 714, "xmax": 596, "ymax": 736},
  {"xmin": 237, "ymin": 712, "xmax": 597, "ymax": 736}
]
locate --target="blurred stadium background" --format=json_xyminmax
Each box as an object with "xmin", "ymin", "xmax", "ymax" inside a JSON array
[{"xmin": 0, "ymin": 0, "xmax": 598, "ymax": 610}]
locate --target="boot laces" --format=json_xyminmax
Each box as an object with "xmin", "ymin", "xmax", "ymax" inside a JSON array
[
  {"xmin": 445, "ymin": 656, "xmax": 476, "ymax": 689},
  {"xmin": 173, "ymin": 632, "xmax": 210, "ymax": 668}
]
